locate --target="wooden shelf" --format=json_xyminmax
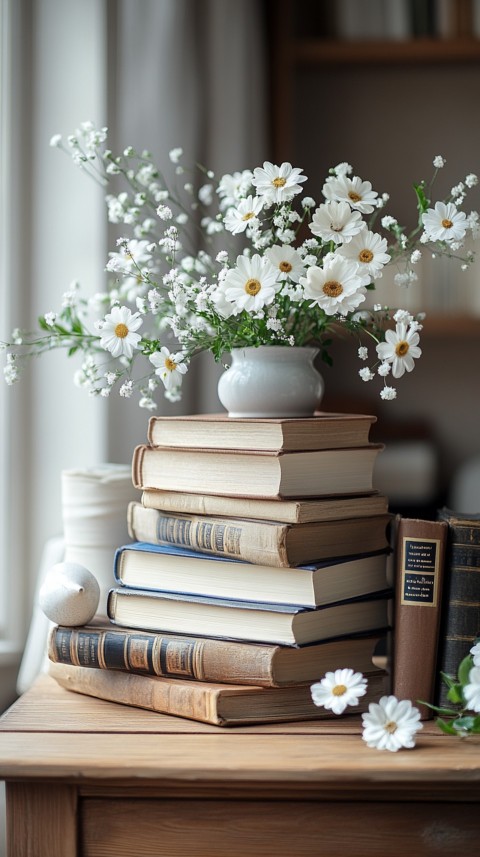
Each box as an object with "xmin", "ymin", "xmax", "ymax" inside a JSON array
[{"xmin": 294, "ymin": 37, "xmax": 480, "ymax": 66}]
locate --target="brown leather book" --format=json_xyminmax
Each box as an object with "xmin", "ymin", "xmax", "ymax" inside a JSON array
[
  {"xmin": 48, "ymin": 661, "xmax": 389, "ymax": 726},
  {"xmin": 392, "ymin": 517, "xmax": 448, "ymax": 719}
]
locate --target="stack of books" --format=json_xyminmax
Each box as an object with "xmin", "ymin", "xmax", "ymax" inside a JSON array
[{"xmin": 48, "ymin": 411, "xmax": 394, "ymax": 726}]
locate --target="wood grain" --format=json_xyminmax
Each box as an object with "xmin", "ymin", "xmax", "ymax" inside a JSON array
[
  {"xmin": 0, "ymin": 674, "xmax": 439, "ymax": 735},
  {"xmin": 82, "ymin": 798, "xmax": 479, "ymax": 857},
  {"xmin": 6, "ymin": 783, "xmax": 77, "ymax": 857},
  {"xmin": 1, "ymin": 678, "xmax": 480, "ymax": 855}
]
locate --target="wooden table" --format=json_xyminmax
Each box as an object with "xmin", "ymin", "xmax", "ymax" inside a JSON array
[{"xmin": 0, "ymin": 675, "xmax": 479, "ymax": 857}]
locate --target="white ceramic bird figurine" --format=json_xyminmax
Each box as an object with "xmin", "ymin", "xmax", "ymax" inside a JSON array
[{"xmin": 39, "ymin": 561, "xmax": 100, "ymax": 626}]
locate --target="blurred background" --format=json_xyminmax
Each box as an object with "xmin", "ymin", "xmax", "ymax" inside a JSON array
[{"xmin": 1, "ymin": 0, "xmax": 480, "ymax": 721}]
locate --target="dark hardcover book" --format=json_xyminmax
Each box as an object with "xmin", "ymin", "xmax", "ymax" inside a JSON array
[
  {"xmin": 435, "ymin": 507, "xmax": 480, "ymax": 706},
  {"xmin": 392, "ymin": 517, "xmax": 447, "ymax": 719},
  {"xmin": 107, "ymin": 586, "xmax": 392, "ymax": 647}
]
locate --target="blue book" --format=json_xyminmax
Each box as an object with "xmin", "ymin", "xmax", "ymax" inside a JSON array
[
  {"xmin": 113, "ymin": 541, "xmax": 390, "ymax": 609},
  {"xmin": 107, "ymin": 583, "xmax": 392, "ymax": 647}
]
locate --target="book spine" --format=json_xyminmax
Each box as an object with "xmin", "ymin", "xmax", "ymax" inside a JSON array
[
  {"xmin": 47, "ymin": 625, "xmax": 278, "ymax": 686},
  {"xmin": 131, "ymin": 444, "xmax": 146, "ymax": 490},
  {"xmin": 435, "ymin": 527, "xmax": 480, "ymax": 706},
  {"xmin": 127, "ymin": 502, "xmax": 290, "ymax": 566},
  {"xmin": 392, "ymin": 518, "xmax": 447, "ymax": 719},
  {"xmin": 141, "ymin": 489, "xmax": 301, "ymax": 524}
]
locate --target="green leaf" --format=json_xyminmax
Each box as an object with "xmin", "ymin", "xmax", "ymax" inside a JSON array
[
  {"xmin": 458, "ymin": 654, "xmax": 474, "ymax": 686},
  {"xmin": 67, "ymin": 346, "xmax": 79, "ymax": 357},
  {"xmin": 435, "ymin": 717, "xmax": 459, "ymax": 736},
  {"xmin": 452, "ymin": 716, "xmax": 476, "ymax": 732},
  {"xmin": 440, "ymin": 671, "xmax": 457, "ymax": 689},
  {"xmin": 446, "ymin": 684, "xmax": 464, "ymax": 705},
  {"xmin": 469, "ymin": 716, "xmax": 480, "ymax": 733},
  {"xmin": 417, "ymin": 700, "xmax": 460, "ymax": 716},
  {"xmin": 413, "ymin": 181, "xmax": 430, "ymax": 213}
]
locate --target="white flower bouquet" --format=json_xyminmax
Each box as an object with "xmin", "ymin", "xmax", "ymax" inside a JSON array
[{"xmin": 2, "ymin": 123, "xmax": 479, "ymax": 408}]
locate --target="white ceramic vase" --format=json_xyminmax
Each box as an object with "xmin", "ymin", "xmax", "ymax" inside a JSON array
[{"xmin": 217, "ymin": 346, "xmax": 324, "ymax": 418}]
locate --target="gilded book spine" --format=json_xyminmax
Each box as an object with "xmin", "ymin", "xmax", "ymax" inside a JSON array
[
  {"xmin": 436, "ymin": 509, "xmax": 480, "ymax": 707},
  {"xmin": 128, "ymin": 501, "xmax": 289, "ymax": 565},
  {"xmin": 47, "ymin": 625, "xmax": 276, "ymax": 686},
  {"xmin": 436, "ymin": 552, "xmax": 480, "ymax": 705}
]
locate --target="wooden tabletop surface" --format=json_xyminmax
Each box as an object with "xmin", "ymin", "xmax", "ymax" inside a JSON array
[{"xmin": 0, "ymin": 675, "xmax": 479, "ymax": 795}]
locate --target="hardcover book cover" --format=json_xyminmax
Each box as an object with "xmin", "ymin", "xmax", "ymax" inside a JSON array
[{"xmin": 392, "ymin": 517, "xmax": 447, "ymax": 719}]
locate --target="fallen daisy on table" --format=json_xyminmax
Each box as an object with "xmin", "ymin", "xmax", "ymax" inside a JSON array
[
  {"xmin": 310, "ymin": 672, "xmax": 423, "ymax": 751},
  {"xmin": 310, "ymin": 668, "xmax": 368, "ymax": 715},
  {"xmin": 361, "ymin": 695, "xmax": 423, "ymax": 752}
]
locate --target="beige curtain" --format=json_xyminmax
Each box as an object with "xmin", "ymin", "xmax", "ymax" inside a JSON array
[
  {"xmin": 15, "ymin": 0, "xmax": 268, "ymax": 695},
  {"xmin": 105, "ymin": 0, "xmax": 269, "ymax": 464}
]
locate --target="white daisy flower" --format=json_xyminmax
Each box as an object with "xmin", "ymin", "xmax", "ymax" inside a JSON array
[
  {"xmin": 216, "ymin": 170, "xmax": 254, "ymax": 209},
  {"xmin": 339, "ymin": 228, "xmax": 391, "ymax": 278},
  {"xmin": 266, "ymin": 245, "xmax": 306, "ymax": 282},
  {"xmin": 309, "ymin": 200, "xmax": 364, "ymax": 245},
  {"xmin": 252, "ymin": 161, "xmax": 307, "ymax": 204},
  {"xmin": 323, "ymin": 175, "xmax": 379, "ymax": 213},
  {"xmin": 99, "ymin": 306, "xmax": 143, "ymax": 359},
  {"xmin": 310, "ymin": 668, "xmax": 367, "ymax": 715},
  {"xmin": 222, "ymin": 254, "xmax": 280, "ymax": 313},
  {"xmin": 376, "ymin": 322, "xmax": 422, "ymax": 378},
  {"xmin": 422, "ymin": 201, "xmax": 467, "ymax": 243},
  {"xmin": 463, "ymin": 666, "xmax": 480, "ymax": 712},
  {"xmin": 149, "ymin": 346, "xmax": 188, "ymax": 391},
  {"xmin": 362, "ymin": 695, "xmax": 423, "ymax": 752},
  {"xmin": 470, "ymin": 642, "xmax": 480, "ymax": 666},
  {"xmin": 223, "ymin": 196, "xmax": 264, "ymax": 235},
  {"xmin": 301, "ymin": 256, "xmax": 367, "ymax": 317}
]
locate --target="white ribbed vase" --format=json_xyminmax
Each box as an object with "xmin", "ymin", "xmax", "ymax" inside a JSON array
[{"xmin": 217, "ymin": 346, "xmax": 324, "ymax": 418}]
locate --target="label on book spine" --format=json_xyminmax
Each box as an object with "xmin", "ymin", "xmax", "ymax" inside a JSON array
[
  {"xmin": 400, "ymin": 537, "xmax": 442, "ymax": 607},
  {"xmin": 156, "ymin": 513, "xmax": 243, "ymax": 556}
]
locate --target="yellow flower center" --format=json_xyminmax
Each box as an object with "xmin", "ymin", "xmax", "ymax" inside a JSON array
[
  {"xmin": 245, "ymin": 278, "xmax": 262, "ymax": 295},
  {"xmin": 359, "ymin": 249, "xmax": 374, "ymax": 263},
  {"xmin": 323, "ymin": 280, "xmax": 343, "ymax": 298},
  {"xmin": 114, "ymin": 323, "xmax": 129, "ymax": 339},
  {"xmin": 279, "ymin": 261, "xmax": 293, "ymax": 273},
  {"xmin": 348, "ymin": 191, "xmax": 362, "ymax": 203},
  {"xmin": 442, "ymin": 218, "xmax": 453, "ymax": 229},
  {"xmin": 164, "ymin": 357, "xmax": 177, "ymax": 371},
  {"xmin": 272, "ymin": 177, "xmax": 287, "ymax": 188},
  {"xmin": 242, "ymin": 211, "xmax": 255, "ymax": 221},
  {"xmin": 385, "ymin": 720, "xmax": 398, "ymax": 734},
  {"xmin": 395, "ymin": 340, "xmax": 409, "ymax": 357},
  {"xmin": 332, "ymin": 684, "xmax": 347, "ymax": 697}
]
